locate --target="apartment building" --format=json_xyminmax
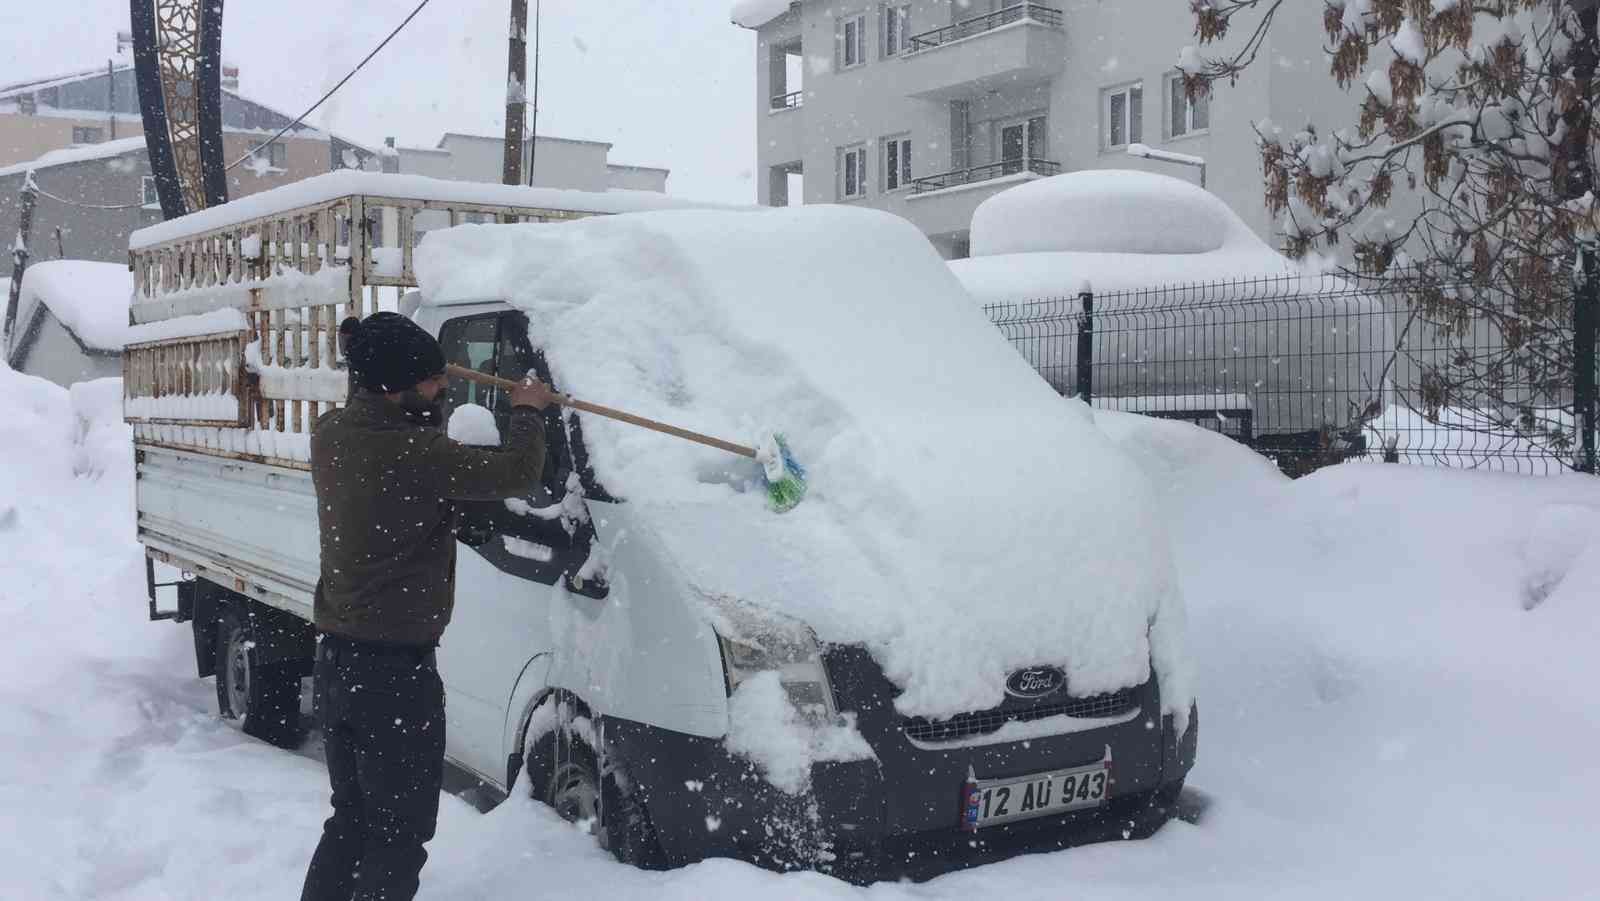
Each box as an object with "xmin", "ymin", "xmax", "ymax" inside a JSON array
[
  {"xmin": 0, "ymin": 59, "xmax": 373, "ymax": 264},
  {"xmin": 735, "ymin": 0, "xmax": 1346, "ymax": 258},
  {"xmin": 387, "ymin": 132, "xmax": 669, "ymax": 194}
]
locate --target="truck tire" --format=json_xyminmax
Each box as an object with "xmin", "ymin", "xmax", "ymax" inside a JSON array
[
  {"xmin": 215, "ymin": 605, "xmax": 303, "ymax": 748},
  {"xmin": 527, "ymin": 695, "xmax": 667, "ymax": 869}
]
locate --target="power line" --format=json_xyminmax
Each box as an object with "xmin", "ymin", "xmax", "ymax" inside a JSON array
[
  {"xmin": 225, "ymin": 0, "xmax": 435, "ymax": 172},
  {"xmin": 33, "ymin": 185, "xmax": 145, "ymax": 211}
]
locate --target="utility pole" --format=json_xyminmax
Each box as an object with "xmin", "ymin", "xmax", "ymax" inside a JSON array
[
  {"xmin": 3, "ymin": 172, "xmax": 39, "ymax": 362},
  {"xmin": 528, "ymin": 0, "xmax": 540, "ymax": 186},
  {"xmin": 108, "ymin": 58, "xmax": 117, "ymax": 140},
  {"xmin": 503, "ymin": 0, "xmax": 528, "ymax": 186}
]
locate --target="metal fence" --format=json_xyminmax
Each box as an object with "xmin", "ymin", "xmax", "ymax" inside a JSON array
[{"xmin": 984, "ymin": 266, "xmax": 1598, "ymax": 476}]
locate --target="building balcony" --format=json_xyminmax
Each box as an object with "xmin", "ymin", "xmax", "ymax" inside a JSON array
[
  {"xmin": 769, "ymin": 90, "xmax": 803, "ymax": 112},
  {"xmin": 899, "ymin": 4, "xmax": 1067, "ymax": 101},
  {"xmin": 910, "ymin": 158, "xmax": 1061, "ymax": 195}
]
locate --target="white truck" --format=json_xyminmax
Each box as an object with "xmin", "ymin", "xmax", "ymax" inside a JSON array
[{"xmin": 128, "ymin": 174, "xmax": 1197, "ymax": 881}]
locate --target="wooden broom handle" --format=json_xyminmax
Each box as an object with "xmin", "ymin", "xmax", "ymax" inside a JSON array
[{"xmin": 445, "ymin": 364, "xmax": 757, "ymax": 459}]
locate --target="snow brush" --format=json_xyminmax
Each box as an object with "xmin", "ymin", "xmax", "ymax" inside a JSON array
[{"xmin": 445, "ymin": 365, "xmax": 807, "ymax": 512}]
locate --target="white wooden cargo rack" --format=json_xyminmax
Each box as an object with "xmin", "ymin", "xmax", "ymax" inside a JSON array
[{"xmin": 122, "ymin": 175, "xmax": 617, "ymax": 469}]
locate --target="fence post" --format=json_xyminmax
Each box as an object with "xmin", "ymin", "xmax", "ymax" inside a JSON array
[
  {"xmin": 1577, "ymin": 247, "xmax": 1597, "ymax": 474},
  {"xmin": 1076, "ymin": 288, "xmax": 1094, "ymax": 405}
]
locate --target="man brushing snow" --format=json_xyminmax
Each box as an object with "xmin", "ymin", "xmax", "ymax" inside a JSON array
[{"xmin": 301, "ymin": 312, "xmax": 554, "ymax": 901}]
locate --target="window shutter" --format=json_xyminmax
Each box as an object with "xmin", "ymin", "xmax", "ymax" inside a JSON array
[{"xmin": 1130, "ymin": 86, "xmax": 1144, "ymax": 144}]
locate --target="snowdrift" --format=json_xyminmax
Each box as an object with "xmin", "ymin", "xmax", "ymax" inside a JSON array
[{"xmin": 414, "ymin": 206, "xmax": 1192, "ymax": 721}]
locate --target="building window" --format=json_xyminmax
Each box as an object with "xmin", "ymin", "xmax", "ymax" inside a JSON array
[
  {"xmin": 839, "ymin": 144, "xmax": 868, "ymax": 199},
  {"xmin": 1167, "ymin": 72, "xmax": 1210, "ymax": 138},
  {"xmin": 883, "ymin": 135, "xmax": 912, "ymax": 191},
  {"xmin": 997, "ymin": 114, "xmax": 1048, "ymax": 173},
  {"xmin": 1104, "ymin": 83, "xmax": 1143, "ymax": 149},
  {"xmin": 141, "ymin": 175, "xmax": 159, "ymax": 206},
  {"xmin": 882, "ymin": 4, "xmax": 911, "ymax": 57},
  {"xmin": 72, "ymin": 126, "xmax": 104, "ymax": 144},
  {"xmin": 838, "ymin": 13, "xmax": 867, "ymax": 70},
  {"xmin": 268, "ymin": 142, "xmax": 288, "ymax": 168}
]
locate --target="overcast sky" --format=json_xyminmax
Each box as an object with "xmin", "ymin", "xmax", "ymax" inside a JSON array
[{"xmin": 1, "ymin": 0, "xmax": 756, "ymax": 203}]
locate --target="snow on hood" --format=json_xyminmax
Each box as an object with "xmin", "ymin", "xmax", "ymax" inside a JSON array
[
  {"xmin": 414, "ymin": 206, "xmax": 1189, "ymax": 721},
  {"xmin": 955, "ymin": 170, "xmax": 1300, "ymax": 304}
]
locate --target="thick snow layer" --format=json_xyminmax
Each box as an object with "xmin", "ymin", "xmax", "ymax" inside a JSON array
[
  {"xmin": 124, "ymin": 308, "xmax": 251, "ymax": 344},
  {"xmin": 416, "ymin": 206, "xmax": 1189, "ymax": 720},
  {"xmin": 955, "ymin": 171, "xmax": 1299, "ymax": 302},
  {"xmin": 244, "ymin": 339, "xmax": 347, "ymax": 403},
  {"xmin": 723, "ymin": 671, "xmax": 874, "ymax": 794},
  {"xmin": 730, "ymin": 0, "xmax": 793, "ymax": 28},
  {"xmin": 130, "ymin": 171, "xmax": 735, "ymax": 251},
  {"xmin": 970, "ymin": 170, "xmax": 1252, "ymax": 257},
  {"xmin": 0, "ymin": 135, "xmax": 146, "ymax": 178},
  {"xmin": 14, "ymin": 260, "xmax": 133, "ymax": 351},
  {"xmin": 6, "ymin": 368, "xmax": 1600, "ymax": 897}
]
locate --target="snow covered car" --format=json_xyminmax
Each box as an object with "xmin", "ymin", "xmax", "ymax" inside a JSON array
[
  {"xmin": 951, "ymin": 170, "xmax": 1390, "ymax": 445},
  {"xmin": 126, "ymin": 175, "xmax": 1195, "ymax": 881}
]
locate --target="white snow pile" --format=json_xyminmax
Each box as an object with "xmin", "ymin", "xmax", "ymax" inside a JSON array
[
  {"xmin": 951, "ymin": 170, "xmax": 1300, "ymax": 303},
  {"xmin": 724, "ymin": 672, "xmax": 875, "ymax": 794},
  {"xmin": 13, "ymin": 260, "xmax": 134, "ymax": 351},
  {"xmin": 415, "ymin": 206, "xmax": 1191, "ymax": 722},
  {"xmin": 446, "ymin": 402, "xmax": 501, "ymax": 446}
]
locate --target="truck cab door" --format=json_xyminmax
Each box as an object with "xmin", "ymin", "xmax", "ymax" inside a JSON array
[{"xmin": 434, "ymin": 309, "xmax": 606, "ymax": 786}]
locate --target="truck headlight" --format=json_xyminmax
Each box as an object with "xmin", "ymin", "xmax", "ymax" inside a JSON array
[{"xmin": 718, "ymin": 630, "xmax": 838, "ymax": 725}]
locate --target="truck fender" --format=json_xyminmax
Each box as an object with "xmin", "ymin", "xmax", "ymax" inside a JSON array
[{"xmin": 501, "ymin": 652, "xmax": 553, "ymax": 791}]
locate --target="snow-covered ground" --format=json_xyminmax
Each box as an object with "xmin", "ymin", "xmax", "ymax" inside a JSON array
[{"xmin": 4, "ymin": 364, "xmax": 1599, "ymax": 899}]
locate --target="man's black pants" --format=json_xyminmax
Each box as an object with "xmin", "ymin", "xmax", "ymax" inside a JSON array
[{"xmin": 301, "ymin": 634, "xmax": 445, "ymax": 901}]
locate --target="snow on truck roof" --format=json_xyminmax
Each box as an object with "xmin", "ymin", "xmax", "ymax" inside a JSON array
[
  {"xmin": 951, "ymin": 170, "xmax": 1301, "ymax": 303},
  {"xmin": 128, "ymin": 171, "xmax": 728, "ymax": 251},
  {"xmin": 414, "ymin": 205, "xmax": 1191, "ymax": 722}
]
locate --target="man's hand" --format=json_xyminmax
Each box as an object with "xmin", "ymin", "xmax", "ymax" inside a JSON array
[{"xmin": 509, "ymin": 377, "xmax": 559, "ymax": 411}]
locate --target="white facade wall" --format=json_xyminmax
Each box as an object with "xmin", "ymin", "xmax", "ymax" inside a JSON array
[
  {"xmin": 747, "ymin": 0, "xmax": 1353, "ymax": 258},
  {"xmin": 396, "ymin": 135, "xmax": 668, "ymax": 195}
]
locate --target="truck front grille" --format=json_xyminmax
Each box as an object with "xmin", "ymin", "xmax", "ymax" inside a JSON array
[{"xmin": 901, "ymin": 689, "xmax": 1137, "ymax": 744}]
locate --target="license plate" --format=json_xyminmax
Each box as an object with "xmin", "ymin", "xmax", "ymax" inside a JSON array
[{"xmin": 961, "ymin": 761, "xmax": 1111, "ymax": 830}]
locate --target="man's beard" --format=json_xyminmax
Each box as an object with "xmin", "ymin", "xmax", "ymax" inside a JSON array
[{"xmin": 397, "ymin": 388, "xmax": 444, "ymax": 426}]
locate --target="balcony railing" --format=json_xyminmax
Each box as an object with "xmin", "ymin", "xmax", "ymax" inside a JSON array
[
  {"xmin": 907, "ymin": 3, "xmax": 1063, "ymax": 53},
  {"xmin": 910, "ymin": 158, "xmax": 1061, "ymax": 194},
  {"xmin": 770, "ymin": 90, "xmax": 804, "ymax": 111}
]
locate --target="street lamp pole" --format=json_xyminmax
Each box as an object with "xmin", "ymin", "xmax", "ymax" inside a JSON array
[{"xmin": 1126, "ymin": 143, "xmax": 1206, "ymax": 189}]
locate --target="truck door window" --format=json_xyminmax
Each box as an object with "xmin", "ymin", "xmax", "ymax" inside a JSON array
[{"xmin": 438, "ymin": 311, "xmax": 606, "ymax": 598}]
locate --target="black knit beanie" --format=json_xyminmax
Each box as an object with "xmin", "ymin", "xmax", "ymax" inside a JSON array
[{"xmin": 345, "ymin": 312, "xmax": 446, "ymax": 393}]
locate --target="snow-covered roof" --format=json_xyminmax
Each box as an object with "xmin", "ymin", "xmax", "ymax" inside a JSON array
[
  {"xmin": 14, "ymin": 261, "xmax": 134, "ymax": 352},
  {"xmin": 731, "ymin": 0, "xmax": 796, "ymax": 28},
  {"xmin": 0, "ymin": 61, "xmax": 132, "ymax": 99},
  {"xmin": 413, "ymin": 205, "xmax": 1190, "ymax": 721},
  {"xmin": 129, "ymin": 171, "xmax": 736, "ymax": 251},
  {"xmin": 0, "ymin": 137, "xmax": 147, "ymax": 180},
  {"xmin": 952, "ymin": 170, "xmax": 1299, "ymax": 303}
]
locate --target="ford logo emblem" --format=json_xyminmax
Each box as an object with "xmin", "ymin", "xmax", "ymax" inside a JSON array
[{"xmin": 1005, "ymin": 666, "xmax": 1066, "ymax": 699}]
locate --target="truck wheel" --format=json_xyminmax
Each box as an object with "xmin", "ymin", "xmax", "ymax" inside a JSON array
[
  {"xmin": 215, "ymin": 606, "xmax": 302, "ymax": 748},
  {"xmin": 528, "ymin": 696, "xmax": 667, "ymax": 868}
]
